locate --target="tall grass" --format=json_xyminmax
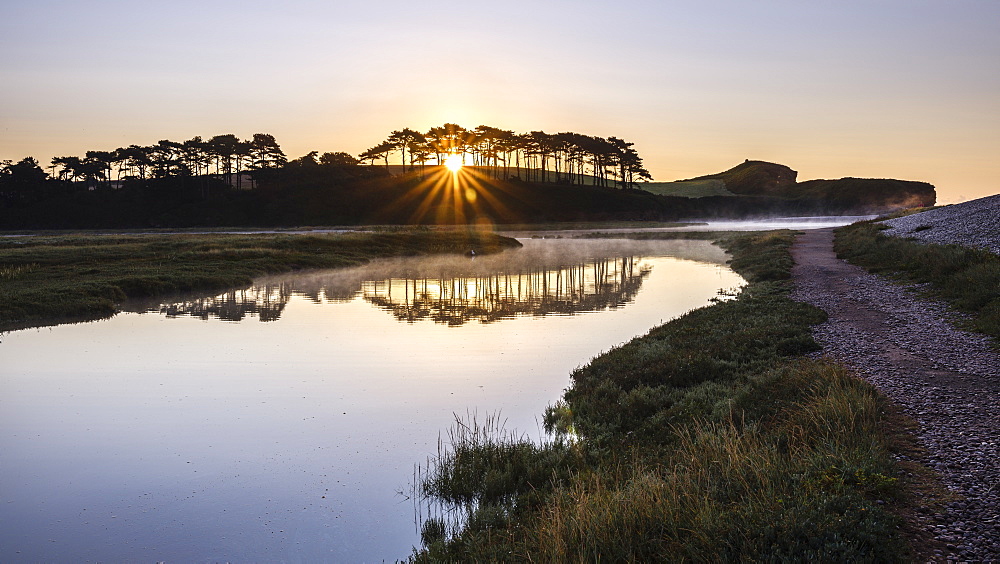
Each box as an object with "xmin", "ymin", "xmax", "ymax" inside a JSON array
[
  {"xmin": 524, "ymin": 363, "xmax": 900, "ymax": 562},
  {"xmin": 415, "ymin": 412, "xmax": 583, "ymax": 553},
  {"xmin": 0, "ymin": 263, "xmax": 38, "ymax": 281},
  {"xmin": 835, "ymin": 220, "xmax": 1000, "ymax": 341},
  {"xmin": 413, "ymin": 230, "xmax": 909, "ymax": 562}
]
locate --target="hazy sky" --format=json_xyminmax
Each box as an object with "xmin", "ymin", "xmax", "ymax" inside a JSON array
[{"xmin": 2, "ymin": 0, "xmax": 998, "ymax": 203}]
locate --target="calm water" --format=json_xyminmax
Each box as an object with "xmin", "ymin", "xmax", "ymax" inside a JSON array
[{"xmin": 0, "ymin": 238, "xmax": 744, "ymax": 563}]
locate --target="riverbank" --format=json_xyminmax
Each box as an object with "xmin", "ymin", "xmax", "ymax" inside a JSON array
[
  {"xmin": 413, "ymin": 230, "xmax": 914, "ymax": 561},
  {"xmin": 0, "ymin": 230, "xmax": 521, "ymax": 331},
  {"xmin": 837, "ymin": 207, "xmax": 1000, "ymax": 341},
  {"xmin": 792, "ymin": 227, "xmax": 1000, "ymax": 561}
]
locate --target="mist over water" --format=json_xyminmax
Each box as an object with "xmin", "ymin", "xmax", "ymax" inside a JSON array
[
  {"xmin": 1, "ymin": 238, "xmax": 743, "ymax": 562},
  {"xmin": 500, "ymin": 215, "xmax": 874, "ymax": 238},
  {"xmin": 677, "ymin": 215, "xmax": 877, "ymax": 231},
  {"xmin": 203, "ymin": 238, "xmax": 733, "ymax": 292},
  {"xmin": 129, "ymin": 239, "xmax": 734, "ymax": 325}
]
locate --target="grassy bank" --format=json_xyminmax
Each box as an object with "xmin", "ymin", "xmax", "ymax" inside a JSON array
[
  {"xmin": 0, "ymin": 230, "xmax": 520, "ymax": 330},
  {"xmin": 413, "ymin": 230, "xmax": 911, "ymax": 562},
  {"xmin": 835, "ymin": 220, "xmax": 1000, "ymax": 341}
]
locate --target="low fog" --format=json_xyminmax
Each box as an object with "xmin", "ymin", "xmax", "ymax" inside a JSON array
[
  {"xmin": 128, "ymin": 238, "xmax": 736, "ymax": 321},
  {"xmin": 254, "ymin": 238, "xmax": 731, "ymax": 298}
]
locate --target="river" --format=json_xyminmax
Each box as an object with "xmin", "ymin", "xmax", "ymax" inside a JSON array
[{"xmin": 1, "ymin": 238, "xmax": 744, "ymax": 562}]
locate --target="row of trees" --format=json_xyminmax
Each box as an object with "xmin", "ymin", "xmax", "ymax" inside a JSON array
[
  {"xmin": 42, "ymin": 133, "xmax": 288, "ymax": 191},
  {"xmin": 2, "ymin": 124, "xmax": 652, "ymax": 203},
  {"xmin": 358, "ymin": 124, "xmax": 652, "ymax": 189}
]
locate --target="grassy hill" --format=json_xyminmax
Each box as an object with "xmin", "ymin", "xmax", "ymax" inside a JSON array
[
  {"xmin": 639, "ymin": 179, "xmax": 735, "ymax": 198},
  {"xmin": 682, "ymin": 160, "xmax": 798, "ymax": 195}
]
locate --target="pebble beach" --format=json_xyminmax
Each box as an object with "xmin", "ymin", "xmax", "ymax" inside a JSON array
[{"xmin": 791, "ymin": 200, "xmax": 1000, "ymax": 561}]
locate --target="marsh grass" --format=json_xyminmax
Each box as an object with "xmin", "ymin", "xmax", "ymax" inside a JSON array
[
  {"xmin": 421, "ymin": 413, "xmax": 568, "ymax": 507},
  {"xmin": 0, "ymin": 230, "xmax": 520, "ymax": 330},
  {"xmin": 527, "ymin": 372, "xmax": 900, "ymax": 562},
  {"xmin": 0, "ymin": 263, "xmax": 39, "ymax": 281},
  {"xmin": 835, "ymin": 220, "xmax": 1000, "ymax": 341},
  {"xmin": 413, "ymin": 230, "xmax": 909, "ymax": 562},
  {"xmin": 414, "ymin": 412, "xmax": 583, "ymax": 558}
]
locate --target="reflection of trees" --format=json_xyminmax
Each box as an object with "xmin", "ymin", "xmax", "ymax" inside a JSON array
[
  {"xmin": 155, "ymin": 284, "xmax": 291, "ymax": 322},
  {"xmin": 363, "ymin": 256, "xmax": 650, "ymax": 326},
  {"xmin": 148, "ymin": 253, "xmax": 655, "ymax": 325}
]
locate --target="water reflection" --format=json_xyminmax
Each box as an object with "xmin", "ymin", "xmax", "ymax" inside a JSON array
[
  {"xmin": 141, "ymin": 239, "xmax": 729, "ymax": 326},
  {"xmin": 364, "ymin": 256, "xmax": 648, "ymax": 325},
  {"xmin": 1, "ymin": 238, "xmax": 745, "ymax": 563},
  {"xmin": 157, "ymin": 286, "xmax": 291, "ymax": 321}
]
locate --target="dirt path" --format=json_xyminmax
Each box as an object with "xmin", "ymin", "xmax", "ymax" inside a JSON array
[{"xmin": 791, "ymin": 228, "xmax": 1000, "ymax": 562}]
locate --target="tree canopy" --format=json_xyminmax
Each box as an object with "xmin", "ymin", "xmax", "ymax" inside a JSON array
[
  {"xmin": 359, "ymin": 123, "xmax": 652, "ymax": 189},
  {"xmin": 1, "ymin": 124, "xmax": 652, "ymax": 208}
]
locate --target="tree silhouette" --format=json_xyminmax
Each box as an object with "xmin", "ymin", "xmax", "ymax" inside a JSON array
[
  {"xmin": 249, "ymin": 133, "xmax": 287, "ymax": 170},
  {"xmin": 359, "ymin": 141, "xmax": 395, "ymax": 170},
  {"xmin": 386, "ymin": 128, "xmax": 424, "ymax": 173},
  {"xmin": 0, "ymin": 157, "xmax": 48, "ymax": 203},
  {"xmin": 319, "ymin": 152, "xmax": 360, "ymax": 167},
  {"xmin": 51, "ymin": 156, "xmax": 80, "ymax": 183}
]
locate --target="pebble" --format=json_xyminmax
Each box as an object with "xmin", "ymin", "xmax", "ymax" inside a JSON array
[
  {"xmin": 881, "ymin": 193, "xmax": 1000, "ymax": 255},
  {"xmin": 791, "ymin": 223, "xmax": 1000, "ymax": 563}
]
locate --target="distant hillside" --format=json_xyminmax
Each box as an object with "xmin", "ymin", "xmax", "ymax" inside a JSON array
[
  {"xmin": 639, "ymin": 179, "xmax": 735, "ymax": 198},
  {"xmin": 683, "ymin": 160, "xmax": 798, "ymax": 195},
  {"xmin": 786, "ymin": 177, "xmax": 936, "ymax": 212},
  {"xmin": 646, "ymin": 160, "xmax": 936, "ymax": 213}
]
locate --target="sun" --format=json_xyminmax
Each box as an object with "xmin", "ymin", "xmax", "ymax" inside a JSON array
[{"xmin": 444, "ymin": 153, "xmax": 464, "ymax": 172}]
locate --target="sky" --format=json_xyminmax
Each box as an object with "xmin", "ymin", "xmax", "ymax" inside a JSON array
[{"xmin": 2, "ymin": 0, "xmax": 998, "ymax": 204}]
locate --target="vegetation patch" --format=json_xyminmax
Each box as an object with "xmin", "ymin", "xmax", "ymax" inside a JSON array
[
  {"xmin": 835, "ymin": 220, "xmax": 1000, "ymax": 341},
  {"xmin": 0, "ymin": 230, "xmax": 520, "ymax": 330},
  {"xmin": 413, "ymin": 230, "xmax": 912, "ymax": 561},
  {"xmin": 639, "ymin": 179, "xmax": 735, "ymax": 198}
]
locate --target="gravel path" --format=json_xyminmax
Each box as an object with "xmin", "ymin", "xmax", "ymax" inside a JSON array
[
  {"xmin": 791, "ymin": 228, "xmax": 1000, "ymax": 563},
  {"xmin": 882, "ymin": 194, "xmax": 1000, "ymax": 255}
]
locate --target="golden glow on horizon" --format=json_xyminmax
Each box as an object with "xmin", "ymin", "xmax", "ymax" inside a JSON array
[
  {"xmin": 383, "ymin": 165, "xmax": 513, "ymax": 226},
  {"xmin": 444, "ymin": 154, "xmax": 464, "ymax": 173}
]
